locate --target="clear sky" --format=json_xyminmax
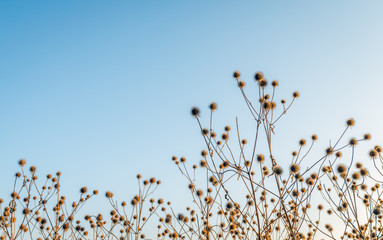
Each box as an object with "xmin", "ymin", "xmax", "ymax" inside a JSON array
[{"xmin": 1, "ymin": 0, "xmax": 383, "ymax": 234}]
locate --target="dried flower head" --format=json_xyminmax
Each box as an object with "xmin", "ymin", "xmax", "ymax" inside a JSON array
[
  {"xmin": 336, "ymin": 164, "xmax": 347, "ymax": 174},
  {"xmin": 233, "ymin": 71, "xmax": 241, "ymax": 79},
  {"xmin": 271, "ymin": 80, "xmax": 279, "ymax": 87},
  {"xmin": 346, "ymin": 118, "xmax": 355, "ymax": 127},
  {"xmin": 290, "ymin": 164, "xmax": 300, "ymax": 173},
  {"xmin": 256, "ymin": 154, "xmax": 265, "ymax": 163},
  {"xmin": 369, "ymin": 149, "xmax": 378, "ymax": 159},
  {"xmin": 254, "ymin": 72, "xmax": 264, "ymax": 81},
  {"xmin": 364, "ymin": 133, "xmax": 371, "ymax": 140},
  {"xmin": 273, "ymin": 166, "xmax": 283, "ymax": 175},
  {"xmin": 105, "ymin": 191, "xmax": 114, "ymax": 198},
  {"xmin": 191, "ymin": 107, "xmax": 200, "ymax": 117},
  {"xmin": 209, "ymin": 102, "xmax": 217, "ymax": 111},
  {"xmin": 375, "ymin": 145, "xmax": 382, "ymax": 153},
  {"xmin": 18, "ymin": 159, "xmax": 26, "ymax": 166},
  {"xmin": 325, "ymin": 147, "xmax": 334, "ymax": 155},
  {"xmin": 238, "ymin": 81, "xmax": 246, "ymax": 88}
]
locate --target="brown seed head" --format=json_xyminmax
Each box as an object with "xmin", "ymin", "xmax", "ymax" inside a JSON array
[
  {"xmin": 346, "ymin": 118, "xmax": 355, "ymax": 127},
  {"xmin": 209, "ymin": 102, "xmax": 217, "ymax": 111},
  {"xmin": 233, "ymin": 71, "xmax": 241, "ymax": 79},
  {"xmin": 254, "ymin": 72, "xmax": 263, "ymax": 81},
  {"xmin": 191, "ymin": 107, "xmax": 200, "ymax": 117}
]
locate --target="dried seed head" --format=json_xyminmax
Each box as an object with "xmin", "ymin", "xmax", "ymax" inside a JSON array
[
  {"xmin": 233, "ymin": 71, "xmax": 241, "ymax": 79},
  {"xmin": 271, "ymin": 80, "xmax": 279, "ymax": 87},
  {"xmin": 209, "ymin": 102, "xmax": 217, "ymax": 111},
  {"xmin": 364, "ymin": 133, "xmax": 371, "ymax": 140},
  {"xmin": 346, "ymin": 118, "xmax": 355, "ymax": 127},
  {"xmin": 290, "ymin": 164, "xmax": 300, "ymax": 173},
  {"xmin": 325, "ymin": 147, "xmax": 333, "ymax": 155},
  {"xmin": 349, "ymin": 138, "xmax": 357, "ymax": 146},
  {"xmin": 375, "ymin": 145, "xmax": 382, "ymax": 153},
  {"xmin": 18, "ymin": 159, "xmax": 26, "ymax": 167},
  {"xmin": 254, "ymin": 72, "xmax": 264, "ymax": 81},
  {"xmin": 369, "ymin": 149, "xmax": 378, "ymax": 159},
  {"xmin": 299, "ymin": 139, "xmax": 306, "ymax": 146},
  {"xmin": 336, "ymin": 164, "xmax": 347, "ymax": 174},
  {"xmin": 191, "ymin": 107, "xmax": 200, "ymax": 117},
  {"xmin": 256, "ymin": 154, "xmax": 265, "ymax": 163},
  {"xmin": 273, "ymin": 166, "xmax": 283, "ymax": 175}
]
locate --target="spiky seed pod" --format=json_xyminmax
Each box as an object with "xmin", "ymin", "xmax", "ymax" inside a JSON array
[
  {"xmin": 233, "ymin": 71, "xmax": 241, "ymax": 79},
  {"xmin": 201, "ymin": 150, "xmax": 208, "ymax": 157},
  {"xmin": 352, "ymin": 172, "xmax": 360, "ymax": 180},
  {"xmin": 336, "ymin": 164, "xmax": 347, "ymax": 174},
  {"xmin": 360, "ymin": 168, "xmax": 368, "ymax": 177},
  {"xmin": 200, "ymin": 160, "xmax": 207, "ymax": 167},
  {"xmin": 346, "ymin": 118, "xmax": 355, "ymax": 127},
  {"xmin": 209, "ymin": 102, "xmax": 217, "ymax": 111},
  {"xmin": 349, "ymin": 138, "xmax": 357, "ymax": 146},
  {"xmin": 202, "ymin": 128, "xmax": 209, "ymax": 135},
  {"xmin": 18, "ymin": 159, "xmax": 26, "ymax": 167},
  {"xmin": 263, "ymin": 101, "xmax": 271, "ymax": 110},
  {"xmin": 326, "ymin": 147, "xmax": 333, "ymax": 155},
  {"xmin": 222, "ymin": 133, "xmax": 229, "ymax": 141},
  {"xmin": 256, "ymin": 154, "xmax": 265, "ymax": 163},
  {"xmin": 364, "ymin": 133, "xmax": 371, "ymax": 140},
  {"xmin": 373, "ymin": 207, "xmax": 381, "ymax": 216},
  {"xmin": 271, "ymin": 80, "xmax": 279, "ymax": 87},
  {"xmin": 258, "ymin": 79, "xmax": 267, "ymax": 87},
  {"xmin": 254, "ymin": 72, "xmax": 264, "ymax": 81},
  {"xmin": 355, "ymin": 162, "xmax": 363, "ymax": 168},
  {"xmin": 80, "ymin": 187, "xmax": 87, "ymax": 194},
  {"xmin": 273, "ymin": 166, "xmax": 283, "ymax": 175},
  {"xmin": 191, "ymin": 107, "xmax": 200, "ymax": 117},
  {"xmin": 369, "ymin": 149, "xmax": 378, "ymax": 159},
  {"xmin": 290, "ymin": 164, "xmax": 300, "ymax": 173}
]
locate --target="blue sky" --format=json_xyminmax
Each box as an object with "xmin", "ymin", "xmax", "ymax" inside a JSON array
[{"xmin": 1, "ymin": 0, "xmax": 383, "ymax": 230}]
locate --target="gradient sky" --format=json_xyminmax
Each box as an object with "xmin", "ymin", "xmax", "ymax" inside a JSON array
[{"xmin": 1, "ymin": 1, "xmax": 383, "ymax": 235}]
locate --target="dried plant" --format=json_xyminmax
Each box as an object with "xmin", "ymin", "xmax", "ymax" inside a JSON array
[
  {"xmin": 0, "ymin": 162, "xmax": 162, "ymax": 240},
  {"xmin": 167, "ymin": 71, "xmax": 380, "ymax": 240},
  {"xmin": 2, "ymin": 70, "xmax": 383, "ymax": 240}
]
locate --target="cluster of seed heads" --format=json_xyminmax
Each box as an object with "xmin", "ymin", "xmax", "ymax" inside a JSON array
[{"xmin": 2, "ymin": 71, "xmax": 383, "ymax": 240}]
